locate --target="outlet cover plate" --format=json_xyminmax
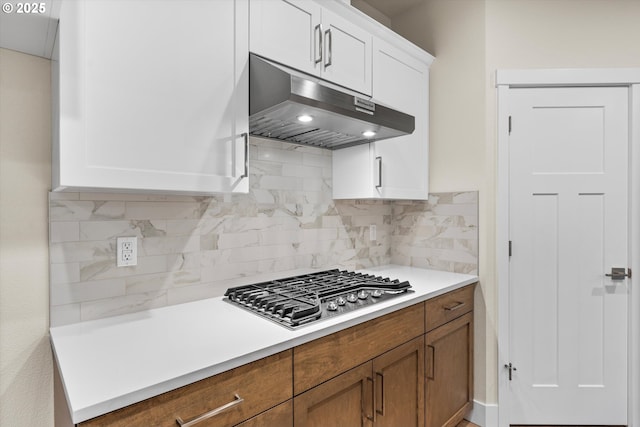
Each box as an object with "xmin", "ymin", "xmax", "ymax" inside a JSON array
[{"xmin": 116, "ymin": 236, "xmax": 137, "ymax": 267}]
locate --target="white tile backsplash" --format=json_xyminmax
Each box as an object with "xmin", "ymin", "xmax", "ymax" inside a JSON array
[
  {"xmin": 391, "ymin": 192, "xmax": 479, "ymax": 274},
  {"xmin": 49, "ymin": 139, "xmax": 478, "ymax": 326}
]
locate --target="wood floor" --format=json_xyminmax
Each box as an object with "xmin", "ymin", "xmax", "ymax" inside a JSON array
[{"xmin": 456, "ymin": 420, "xmax": 624, "ymax": 427}]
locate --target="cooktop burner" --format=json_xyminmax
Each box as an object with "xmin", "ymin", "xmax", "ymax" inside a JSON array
[{"xmin": 223, "ymin": 269, "xmax": 412, "ymax": 329}]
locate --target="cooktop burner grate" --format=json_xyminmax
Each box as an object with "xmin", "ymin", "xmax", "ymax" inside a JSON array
[{"xmin": 224, "ymin": 269, "xmax": 412, "ymax": 329}]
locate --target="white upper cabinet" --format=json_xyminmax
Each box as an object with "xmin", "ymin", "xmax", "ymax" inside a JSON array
[
  {"xmin": 319, "ymin": 8, "xmax": 372, "ymax": 95},
  {"xmin": 249, "ymin": 0, "xmax": 372, "ymax": 96},
  {"xmin": 371, "ymin": 38, "xmax": 430, "ymax": 199},
  {"xmin": 333, "ymin": 38, "xmax": 432, "ymax": 200},
  {"xmin": 53, "ymin": 0, "xmax": 249, "ymax": 194}
]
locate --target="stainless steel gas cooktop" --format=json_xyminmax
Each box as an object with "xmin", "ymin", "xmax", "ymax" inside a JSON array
[{"xmin": 223, "ymin": 269, "xmax": 412, "ymax": 329}]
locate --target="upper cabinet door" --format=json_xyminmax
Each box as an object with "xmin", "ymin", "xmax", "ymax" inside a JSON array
[
  {"xmin": 332, "ymin": 38, "xmax": 431, "ymax": 200},
  {"xmin": 54, "ymin": 0, "xmax": 249, "ymax": 194},
  {"xmin": 371, "ymin": 38, "xmax": 430, "ymax": 200},
  {"xmin": 249, "ymin": 0, "xmax": 322, "ymax": 76},
  {"xmin": 249, "ymin": 0, "xmax": 372, "ymax": 96},
  {"xmin": 320, "ymin": 8, "xmax": 372, "ymax": 95}
]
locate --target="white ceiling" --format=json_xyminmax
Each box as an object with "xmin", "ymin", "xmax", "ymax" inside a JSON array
[{"xmin": 0, "ymin": 0, "xmax": 59, "ymax": 58}]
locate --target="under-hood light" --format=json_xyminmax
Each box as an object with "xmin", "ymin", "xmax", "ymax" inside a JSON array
[
  {"xmin": 297, "ymin": 114, "xmax": 313, "ymax": 123},
  {"xmin": 362, "ymin": 130, "xmax": 376, "ymax": 138}
]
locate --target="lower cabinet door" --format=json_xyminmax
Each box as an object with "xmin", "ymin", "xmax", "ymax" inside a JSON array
[
  {"xmin": 372, "ymin": 336, "xmax": 425, "ymax": 427},
  {"xmin": 294, "ymin": 362, "xmax": 374, "ymax": 427},
  {"xmin": 426, "ymin": 312, "xmax": 474, "ymax": 427}
]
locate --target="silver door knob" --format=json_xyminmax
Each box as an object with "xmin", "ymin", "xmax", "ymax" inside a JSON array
[{"xmin": 605, "ymin": 267, "xmax": 631, "ymax": 280}]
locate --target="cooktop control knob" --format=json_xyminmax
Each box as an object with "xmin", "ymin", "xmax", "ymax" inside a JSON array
[
  {"xmin": 327, "ymin": 301, "xmax": 338, "ymax": 311},
  {"xmin": 337, "ymin": 296, "xmax": 347, "ymax": 306},
  {"xmin": 346, "ymin": 293, "xmax": 358, "ymax": 303},
  {"xmin": 357, "ymin": 290, "xmax": 369, "ymax": 300},
  {"xmin": 371, "ymin": 289, "xmax": 383, "ymax": 298}
]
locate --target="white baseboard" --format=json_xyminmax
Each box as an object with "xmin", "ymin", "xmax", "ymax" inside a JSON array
[{"xmin": 468, "ymin": 400, "xmax": 499, "ymax": 427}]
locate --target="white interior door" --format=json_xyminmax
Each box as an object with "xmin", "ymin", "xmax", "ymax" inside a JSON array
[{"xmin": 508, "ymin": 86, "xmax": 629, "ymax": 425}]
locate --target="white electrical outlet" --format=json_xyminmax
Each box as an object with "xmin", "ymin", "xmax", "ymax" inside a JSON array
[
  {"xmin": 370, "ymin": 224, "xmax": 377, "ymax": 241},
  {"xmin": 116, "ymin": 236, "xmax": 137, "ymax": 267}
]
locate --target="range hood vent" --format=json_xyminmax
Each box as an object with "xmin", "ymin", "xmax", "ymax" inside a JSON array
[{"xmin": 249, "ymin": 55, "xmax": 415, "ymax": 150}]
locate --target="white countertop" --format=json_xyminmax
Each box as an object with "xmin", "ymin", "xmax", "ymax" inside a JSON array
[{"xmin": 50, "ymin": 265, "xmax": 477, "ymax": 423}]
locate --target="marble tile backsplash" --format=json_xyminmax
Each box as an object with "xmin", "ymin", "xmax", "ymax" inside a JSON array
[
  {"xmin": 49, "ymin": 138, "xmax": 477, "ymax": 326},
  {"xmin": 391, "ymin": 192, "xmax": 478, "ymax": 274}
]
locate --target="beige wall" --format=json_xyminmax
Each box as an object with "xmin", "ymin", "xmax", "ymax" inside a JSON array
[
  {"xmin": 0, "ymin": 48, "xmax": 53, "ymax": 426},
  {"xmin": 392, "ymin": 0, "xmax": 491, "ymax": 404},
  {"xmin": 391, "ymin": 0, "xmax": 640, "ymax": 407}
]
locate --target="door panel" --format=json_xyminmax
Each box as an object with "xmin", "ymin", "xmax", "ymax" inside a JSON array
[
  {"xmin": 321, "ymin": 8, "xmax": 371, "ymax": 95},
  {"xmin": 508, "ymin": 87, "xmax": 629, "ymax": 425},
  {"xmin": 373, "ymin": 336, "xmax": 425, "ymax": 427},
  {"xmin": 58, "ymin": 0, "xmax": 249, "ymax": 193},
  {"xmin": 425, "ymin": 313, "xmax": 473, "ymax": 427},
  {"xmin": 249, "ymin": 0, "xmax": 321, "ymax": 76},
  {"xmin": 372, "ymin": 38, "xmax": 429, "ymax": 199},
  {"xmin": 294, "ymin": 362, "xmax": 373, "ymax": 427}
]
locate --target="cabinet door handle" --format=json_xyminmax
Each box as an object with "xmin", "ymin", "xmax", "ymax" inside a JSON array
[
  {"xmin": 324, "ymin": 28, "xmax": 332, "ymax": 68},
  {"xmin": 314, "ymin": 24, "xmax": 323, "ymax": 65},
  {"xmin": 375, "ymin": 156, "xmax": 382, "ymax": 189},
  {"xmin": 175, "ymin": 393, "xmax": 243, "ymax": 427},
  {"xmin": 375, "ymin": 372, "xmax": 385, "ymax": 416},
  {"xmin": 365, "ymin": 376, "xmax": 375, "ymax": 424},
  {"xmin": 240, "ymin": 132, "xmax": 249, "ymax": 178},
  {"xmin": 444, "ymin": 301, "xmax": 465, "ymax": 312},
  {"xmin": 427, "ymin": 345, "xmax": 435, "ymax": 380}
]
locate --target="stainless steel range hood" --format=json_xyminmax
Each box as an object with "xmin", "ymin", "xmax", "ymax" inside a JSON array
[{"xmin": 249, "ymin": 54, "xmax": 415, "ymax": 150}]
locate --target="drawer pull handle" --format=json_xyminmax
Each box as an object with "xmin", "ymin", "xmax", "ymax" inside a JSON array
[
  {"xmin": 176, "ymin": 394, "xmax": 243, "ymax": 427},
  {"xmin": 444, "ymin": 301, "xmax": 465, "ymax": 312}
]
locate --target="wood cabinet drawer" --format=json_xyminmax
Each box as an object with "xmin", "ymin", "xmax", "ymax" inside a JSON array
[
  {"xmin": 425, "ymin": 284, "xmax": 475, "ymax": 331},
  {"xmin": 293, "ymin": 303, "xmax": 425, "ymax": 395},
  {"xmin": 79, "ymin": 350, "xmax": 292, "ymax": 427}
]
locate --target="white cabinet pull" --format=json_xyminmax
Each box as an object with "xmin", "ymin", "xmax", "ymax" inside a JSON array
[
  {"xmin": 324, "ymin": 28, "xmax": 332, "ymax": 68},
  {"xmin": 314, "ymin": 24, "xmax": 323, "ymax": 64},
  {"xmin": 175, "ymin": 394, "xmax": 244, "ymax": 427},
  {"xmin": 240, "ymin": 133, "xmax": 249, "ymax": 178}
]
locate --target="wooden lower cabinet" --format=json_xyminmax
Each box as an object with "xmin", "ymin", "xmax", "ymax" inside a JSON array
[
  {"xmin": 425, "ymin": 312, "xmax": 474, "ymax": 427},
  {"xmin": 294, "ymin": 336, "xmax": 425, "ymax": 427}
]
